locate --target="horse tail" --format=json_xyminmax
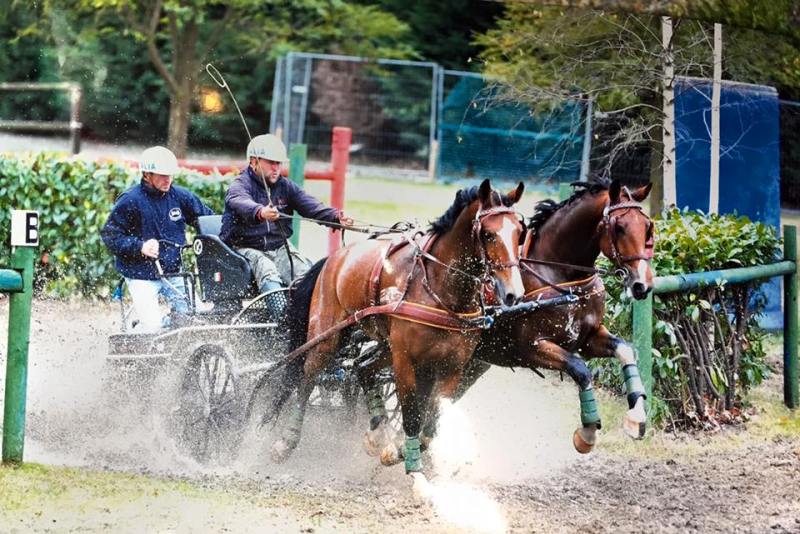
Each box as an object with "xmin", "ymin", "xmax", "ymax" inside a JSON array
[
  {"xmin": 265, "ymin": 257, "xmax": 328, "ymax": 420},
  {"xmin": 285, "ymin": 257, "xmax": 328, "ymax": 352}
]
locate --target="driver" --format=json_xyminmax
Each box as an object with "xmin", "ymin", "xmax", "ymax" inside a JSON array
[
  {"xmin": 220, "ymin": 134, "xmax": 353, "ymax": 316},
  {"xmin": 102, "ymin": 146, "xmax": 214, "ymax": 332}
]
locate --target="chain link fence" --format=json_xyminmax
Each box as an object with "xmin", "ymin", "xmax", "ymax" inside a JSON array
[
  {"xmin": 436, "ymin": 70, "xmax": 589, "ymax": 186},
  {"xmin": 271, "ymin": 52, "xmax": 437, "ymax": 169},
  {"xmin": 270, "ymin": 52, "xmax": 591, "ymax": 188}
]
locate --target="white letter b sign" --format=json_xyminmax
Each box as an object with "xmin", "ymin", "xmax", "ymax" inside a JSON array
[{"xmin": 11, "ymin": 210, "xmax": 39, "ymax": 247}]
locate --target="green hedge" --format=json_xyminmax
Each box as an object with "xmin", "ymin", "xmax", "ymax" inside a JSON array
[
  {"xmin": 594, "ymin": 208, "xmax": 782, "ymax": 427},
  {"xmin": 0, "ymin": 153, "xmax": 230, "ymax": 297}
]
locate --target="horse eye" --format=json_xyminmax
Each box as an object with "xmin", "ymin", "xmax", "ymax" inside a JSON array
[{"xmin": 615, "ymin": 223, "xmax": 625, "ymax": 235}]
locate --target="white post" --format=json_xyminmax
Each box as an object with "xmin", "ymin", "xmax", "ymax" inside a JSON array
[
  {"xmin": 709, "ymin": 23, "xmax": 722, "ymax": 214},
  {"xmin": 661, "ymin": 17, "xmax": 677, "ymax": 207}
]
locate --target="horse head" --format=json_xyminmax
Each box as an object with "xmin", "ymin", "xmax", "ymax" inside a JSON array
[
  {"xmin": 598, "ymin": 180, "xmax": 655, "ymax": 300},
  {"xmin": 475, "ymin": 179, "xmax": 526, "ymax": 306}
]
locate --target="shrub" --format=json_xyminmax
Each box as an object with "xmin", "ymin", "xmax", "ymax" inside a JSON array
[
  {"xmin": 594, "ymin": 208, "xmax": 782, "ymax": 428},
  {"xmin": 0, "ymin": 152, "xmax": 230, "ymax": 297}
]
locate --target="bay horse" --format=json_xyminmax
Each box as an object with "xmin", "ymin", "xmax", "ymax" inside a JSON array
[
  {"xmin": 269, "ymin": 179, "xmax": 526, "ymax": 474},
  {"xmin": 363, "ymin": 178, "xmax": 654, "ymax": 455},
  {"xmin": 469, "ymin": 178, "xmax": 654, "ymax": 452}
]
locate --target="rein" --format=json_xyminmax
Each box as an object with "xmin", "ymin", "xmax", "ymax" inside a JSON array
[
  {"xmin": 520, "ymin": 197, "xmax": 654, "ymax": 295},
  {"xmin": 418, "ymin": 205, "xmax": 521, "ymax": 316}
]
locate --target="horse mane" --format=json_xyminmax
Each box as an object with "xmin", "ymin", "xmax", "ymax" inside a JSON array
[
  {"xmin": 527, "ymin": 177, "xmax": 611, "ymax": 232},
  {"xmin": 429, "ymin": 185, "xmax": 501, "ymax": 235}
]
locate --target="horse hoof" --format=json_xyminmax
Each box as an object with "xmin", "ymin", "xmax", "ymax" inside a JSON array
[
  {"xmin": 380, "ymin": 443, "xmax": 403, "ymax": 466},
  {"xmin": 270, "ymin": 439, "xmax": 293, "ymax": 463},
  {"xmin": 623, "ymin": 402, "xmax": 647, "ymax": 440},
  {"xmin": 410, "ymin": 472, "xmax": 434, "ymax": 501},
  {"xmin": 623, "ymin": 415, "xmax": 646, "ymax": 440},
  {"xmin": 572, "ymin": 427, "xmax": 596, "ymax": 454},
  {"xmin": 363, "ymin": 428, "xmax": 387, "ymax": 457}
]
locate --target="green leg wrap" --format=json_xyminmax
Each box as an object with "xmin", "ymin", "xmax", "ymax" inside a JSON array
[
  {"xmin": 366, "ymin": 386, "xmax": 387, "ymax": 420},
  {"xmin": 622, "ymin": 364, "xmax": 646, "ymax": 409},
  {"xmin": 404, "ymin": 436, "xmax": 422, "ymax": 473},
  {"xmin": 579, "ymin": 388, "xmax": 601, "ymax": 427}
]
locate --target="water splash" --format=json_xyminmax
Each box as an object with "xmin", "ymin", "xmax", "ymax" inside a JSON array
[{"xmin": 420, "ymin": 399, "xmax": 509, "ymax": 533}]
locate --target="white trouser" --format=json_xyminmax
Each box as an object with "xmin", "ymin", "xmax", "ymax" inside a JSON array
[{"xmin": 126, "ymin": 277, "xmax": 188, "ymax": 333}]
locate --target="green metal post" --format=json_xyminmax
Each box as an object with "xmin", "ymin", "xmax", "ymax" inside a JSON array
[
  {"xmin": 783, "ymin": 225, "xmax": 798, "ymax": 409},
  {"xmin": 288, "ymin": 144, "xmax": 307, "ymax": 249},
  {"xmin": 2, "ymin": 246, "xmax": 35, "ymax": 463},
  {"xmin": 632, "ymin": 292, "xmax": 654, "ymax": 406},
  {"xmin": 0, "ymin": 270, "xmax": 23, "ymax": 292}
]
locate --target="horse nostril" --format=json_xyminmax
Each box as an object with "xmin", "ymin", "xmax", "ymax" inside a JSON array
[{"xmin": 504, "ymin": 293, "xmax": 516, "ymax": 307}]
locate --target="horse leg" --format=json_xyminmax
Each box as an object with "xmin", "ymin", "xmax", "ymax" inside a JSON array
[
  {"xmin": 422, "ymin": 366, "xmax": 468, "ymax": 447},
  {"xmin": 355, "ymin": 344, "xmax": 394, "ymax": 457},
  {"xmin": 270, "ymin": 337, "xmax": 339, "ymax": 462},
  {"xmin": 583, "ymin": 326, "xmax": 647, "ymax": 439},
  {"xmin": 532, "ymin": 340, "xmax": 601, "ymax": 454},
  {"xmin": 453, "ymin": 358, "xmax": 492, "ymax": 402},
  {"xmin": 417, "ymin": 358, "xmax": 490, "ymax": 447},
  {"xmin": 385, "ymin": 352, "xmax": 426, "ymax": 474}
]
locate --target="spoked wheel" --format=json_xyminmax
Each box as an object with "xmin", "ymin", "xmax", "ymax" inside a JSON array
[
  {"xmin": 379, "ymin": 380, "xmax": 403, "ymax": 433},
  {"xmin": 173, "ymin": 344, "xmax": 243, "ymax": 464}
]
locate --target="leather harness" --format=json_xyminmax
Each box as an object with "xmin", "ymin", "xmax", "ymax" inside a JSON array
[{"xmin": 276, "ymin": 205, "xmax": 518, "ymax": 369}]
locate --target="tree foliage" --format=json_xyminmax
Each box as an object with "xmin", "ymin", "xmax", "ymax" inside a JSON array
[
  {"xmin": 497, "ymin": 0, "xmax": 800, "ymax": 47},
  {"xmin": 4, "ymin": 0, "xmax": 414, "ymax": 155},
  {"xmin": 366, "ymin": 0, "xmax": 503, "ymax": 69},
  {"xmin": 476, "ymin": 5, "xmax": 800, "ymax": 176},
  {"xmin": 595, "ymin": 208, "xmax": 781, "ymax": 428}
]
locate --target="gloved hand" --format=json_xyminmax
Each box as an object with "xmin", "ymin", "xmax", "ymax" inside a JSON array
[{"xmin": 141, "ymin": 239, "xmax": 160, "ymax": 258}]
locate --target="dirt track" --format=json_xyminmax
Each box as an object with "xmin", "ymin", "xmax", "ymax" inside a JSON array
[{"xmin": 1, "ymin": 299, "xmax": 799, "ymax": 533}]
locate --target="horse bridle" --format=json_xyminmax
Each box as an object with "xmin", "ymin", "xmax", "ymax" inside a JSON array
[
  {"xmin": 415, "ymin": 204, "xmax": 522, "ymax": 315},
  {"xmin": 600, "ymin": 201, "xmax": 655, "ymax": 270},
  {"xmin": 472, "ymin": 205, "xmax": 524, "ymax": 272}
]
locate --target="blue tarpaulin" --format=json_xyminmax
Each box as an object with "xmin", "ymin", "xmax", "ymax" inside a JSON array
[
  {"xmin": 437, "ymin": 75, "xmax": 588, "ymax": 189},
  {"xmin": 674, "ymin": 77, "xmax": 782, "ymax": 327}
]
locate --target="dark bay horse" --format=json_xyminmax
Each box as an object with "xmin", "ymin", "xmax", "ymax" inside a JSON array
[
  {"xmin": 359, "ymin": 179, "xmax": 654, "ymax": 455},
  {"xmin": 465, "ymin": 178, "xmax": 655, "ymax": 453},
  {"xmin": 270, "ymin": 179, "xmax": 526, "ymax": 474}
]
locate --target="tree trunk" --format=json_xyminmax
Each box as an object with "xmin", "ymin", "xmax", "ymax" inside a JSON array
[
  {"xmin": 167, "ymin": 80, "xmax": 193, "ymax": 158},
  {"xmin": 661, "ymin": 16, "xmax": 677, "ymax": 208},
  {"xmin": 165, "ymin": 17, "xmax": 199, "ymax": 159}
]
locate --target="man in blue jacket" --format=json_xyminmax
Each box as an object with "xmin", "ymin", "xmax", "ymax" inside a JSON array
[
  {"xmin": 220, "ymin": 134, "xmax": 352, "ymax": 315},
  {"xmin": 102, "ymin": 146, "xmax": 214, "ymax": 332}
]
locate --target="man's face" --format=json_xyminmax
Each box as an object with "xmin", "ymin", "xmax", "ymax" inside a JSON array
[
  {"xmin": 251, "ymin": 157, "xmax": 282, "ymax": 184},
  {"xmin": 144, "ymin": 172, "xmax": 172, "ymax": 192}
]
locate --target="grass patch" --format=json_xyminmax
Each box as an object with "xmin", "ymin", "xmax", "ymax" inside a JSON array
[{"xmin": 0, "ymin": 463, "xmax": 206, "ymax": 513}]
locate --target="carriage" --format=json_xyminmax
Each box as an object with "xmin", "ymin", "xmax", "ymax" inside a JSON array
[
  {"xmin": 105, "ymin": 179, "xmax": 654, "ymax": 472},
  {"xmin": 105, "ymin": 215, "xmax": 397, "ymax": 464}
]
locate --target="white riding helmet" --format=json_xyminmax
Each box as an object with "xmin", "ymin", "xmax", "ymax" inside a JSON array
[
  {"xmin": 139, "ymin": 146, "xmax": 179, "ymax": 175},
  {"xmin": 247, "ymin": 134, "xmax": 288, "ymax": 162}
]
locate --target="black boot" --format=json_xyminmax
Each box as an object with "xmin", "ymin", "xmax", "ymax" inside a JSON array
[{"xmin": 260, "ymin": 280, "xmax": 287, "ymax": 321}]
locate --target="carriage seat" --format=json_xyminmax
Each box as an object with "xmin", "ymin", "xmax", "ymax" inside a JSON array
[{"xmin": 194, "ymin": 215, "xmax": 258, "ymax": 304}]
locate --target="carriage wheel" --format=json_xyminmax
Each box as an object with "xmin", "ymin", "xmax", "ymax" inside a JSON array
[
  {"xmin": 173, "ymin": 345, "xmax": 242, "ymax": 464},
  {"xmin": 378, "ymin": 380, "xmax": 403, "ymax": 433}
]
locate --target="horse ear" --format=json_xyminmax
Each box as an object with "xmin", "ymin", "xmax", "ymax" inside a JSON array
[
  {"xmin": 505, "ymin": 182, "xmax": 524, "ymax": 205},
  {"xmin": 478, "ymin": 179, "xmax": 492, "ymax": 204},
  {"xmin": 609, "ymin": 179, "xmax": 621, "ymax": 204},
  {"xmin": 631, "ymin": 182, "xmax": 653, "ymax": 202}
]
